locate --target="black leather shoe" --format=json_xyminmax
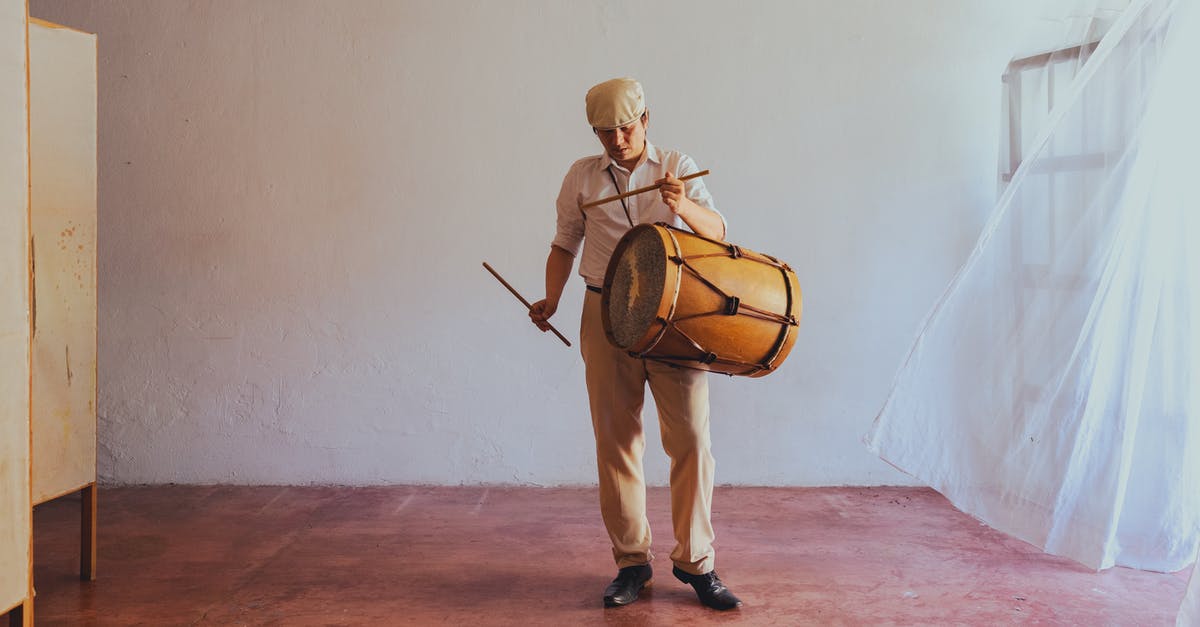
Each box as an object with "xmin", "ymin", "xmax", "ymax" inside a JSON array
[
  {"xmin": 603, "ymin": 564, "xmax": 653, "ymax": 607},
  {"xmin": 672, "ymin": 566, "xmax": 742, "ymax": 610}
]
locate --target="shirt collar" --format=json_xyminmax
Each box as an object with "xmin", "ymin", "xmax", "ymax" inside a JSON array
[{"xmin": 599, "ymin": 140, "xmax": 662, "ymax": 172}]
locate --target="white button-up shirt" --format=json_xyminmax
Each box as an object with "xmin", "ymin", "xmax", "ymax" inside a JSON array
[{"xmin": 552, "ymin": 141, "xmax": 724, "ymax": 288}]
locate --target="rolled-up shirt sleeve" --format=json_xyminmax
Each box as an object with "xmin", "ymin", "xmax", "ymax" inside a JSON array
[
  {"xmin": 677, "ymin": 155, "xmax": 727, "ymax": 237},
  {"xmin": 551, "ymin": 163, "xmax": 584, "ymax": 256}
]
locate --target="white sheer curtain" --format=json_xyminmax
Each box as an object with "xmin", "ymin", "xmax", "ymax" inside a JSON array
[
  {"xmin": 865, "ymin": 0, "xmax": 1198, "ymax": 587},
  {"xmin": 1182, "ymin": 564, "xmax": 1200, "ymax": 626}
]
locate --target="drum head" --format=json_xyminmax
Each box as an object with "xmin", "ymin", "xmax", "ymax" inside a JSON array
[{"xmin": 605, "ymin": 226, "xmax": 667, "ymax": 349}]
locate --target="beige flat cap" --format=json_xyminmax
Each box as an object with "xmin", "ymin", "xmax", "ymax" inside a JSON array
[{"xmin": 585, "ymin": 77, "xmax": 645, "ymax": 130}]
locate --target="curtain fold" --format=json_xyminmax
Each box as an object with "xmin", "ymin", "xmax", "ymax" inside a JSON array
[{"xmin": 866, "ymin": 0, "xmax": 1199, "ymax": 582}]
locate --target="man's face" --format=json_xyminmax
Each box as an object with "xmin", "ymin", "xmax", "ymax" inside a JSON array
[{"xmin": 594, "ymin": 114, "xmax": 647, "ymax": 166}]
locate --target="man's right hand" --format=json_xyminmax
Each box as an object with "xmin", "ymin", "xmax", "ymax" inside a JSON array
[{"xmin": 529, "ymin": 298, "xmax": 558, "ymax": 332}]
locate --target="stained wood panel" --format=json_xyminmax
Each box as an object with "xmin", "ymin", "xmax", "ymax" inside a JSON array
[
  {"xmin": 0, "ymin": 0, "xmax": 31, "ymax": 619},
  {"xmin": 28, "ymin": 18, "xmax": 96, "ymax": 505}
]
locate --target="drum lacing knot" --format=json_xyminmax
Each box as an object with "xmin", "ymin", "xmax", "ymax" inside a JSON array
[
  {"xmin": 724, "ymin": 296, "xmax": 740, "ymax": 315},
  {"xmin": 669, "ymin": 255, "xmax": 684, "ymax": 266},
  {"xmin": 727, "ymin": 244, "xmax": 742, "ymax": 259},
  {"xmin": 701, "ymin": 352, "xmax": 718, "ymax": 365}
]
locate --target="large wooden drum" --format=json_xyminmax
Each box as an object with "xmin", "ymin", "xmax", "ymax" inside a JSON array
[{"xmin": 601, "ymin": 223, "xmax": 802, "ymax": 377}]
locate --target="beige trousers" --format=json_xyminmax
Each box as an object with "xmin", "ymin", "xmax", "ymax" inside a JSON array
[{"xmin": 580, "ymin": 290, "xmax": 716, "ymax": 576}]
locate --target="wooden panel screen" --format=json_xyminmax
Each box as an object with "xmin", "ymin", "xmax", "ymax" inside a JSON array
[
  {"xmin": 0, "ymin": 0, "xmax": 31, "ymax": 621},
  {"xmin": 28, "ymin": 19, "xmax": 97, "ymax": 506}
]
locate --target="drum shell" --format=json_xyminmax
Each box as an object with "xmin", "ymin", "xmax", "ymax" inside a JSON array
[{"xmin": 602, "ymin": 223, "xmax": 801, "ymax": 378}]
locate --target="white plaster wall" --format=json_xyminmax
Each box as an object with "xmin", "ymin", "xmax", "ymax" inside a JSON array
[{"xmin": 27, "ymin": 0, "xmax": 1073, "ymax": 486}]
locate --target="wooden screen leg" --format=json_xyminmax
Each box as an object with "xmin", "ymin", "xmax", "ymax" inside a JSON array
[{"xmin": 80, "ymin": 483, "xmax": 97, "ymax": 581}]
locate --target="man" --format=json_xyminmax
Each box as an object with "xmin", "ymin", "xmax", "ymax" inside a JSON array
[{"xmin": 529, "ymin": 77, "xmax": 742, "ymax": 611}]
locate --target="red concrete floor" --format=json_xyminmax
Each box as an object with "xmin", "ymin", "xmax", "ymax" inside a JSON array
[{"xmin": 20, "ymin": 486, "xmax": 1188, "ymax": 626}]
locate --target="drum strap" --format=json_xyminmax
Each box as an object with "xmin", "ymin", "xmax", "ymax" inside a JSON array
[{"xmin": 605, "ymin": 167, "xmax": 636, "ymax": 228}]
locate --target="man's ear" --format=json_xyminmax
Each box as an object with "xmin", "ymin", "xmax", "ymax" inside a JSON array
[{"xmin": 641, "ymin": 110, "xmax": 649, "ymax": 128}]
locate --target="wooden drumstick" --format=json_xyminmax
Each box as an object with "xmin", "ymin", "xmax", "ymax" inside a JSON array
[
  {"xmin": 482, "ymin": 262, "xmax": 572, "ymax": 347},
  {"xmin": 578, "ymin": 169, "xmax": 710, "ymax": 209}
]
